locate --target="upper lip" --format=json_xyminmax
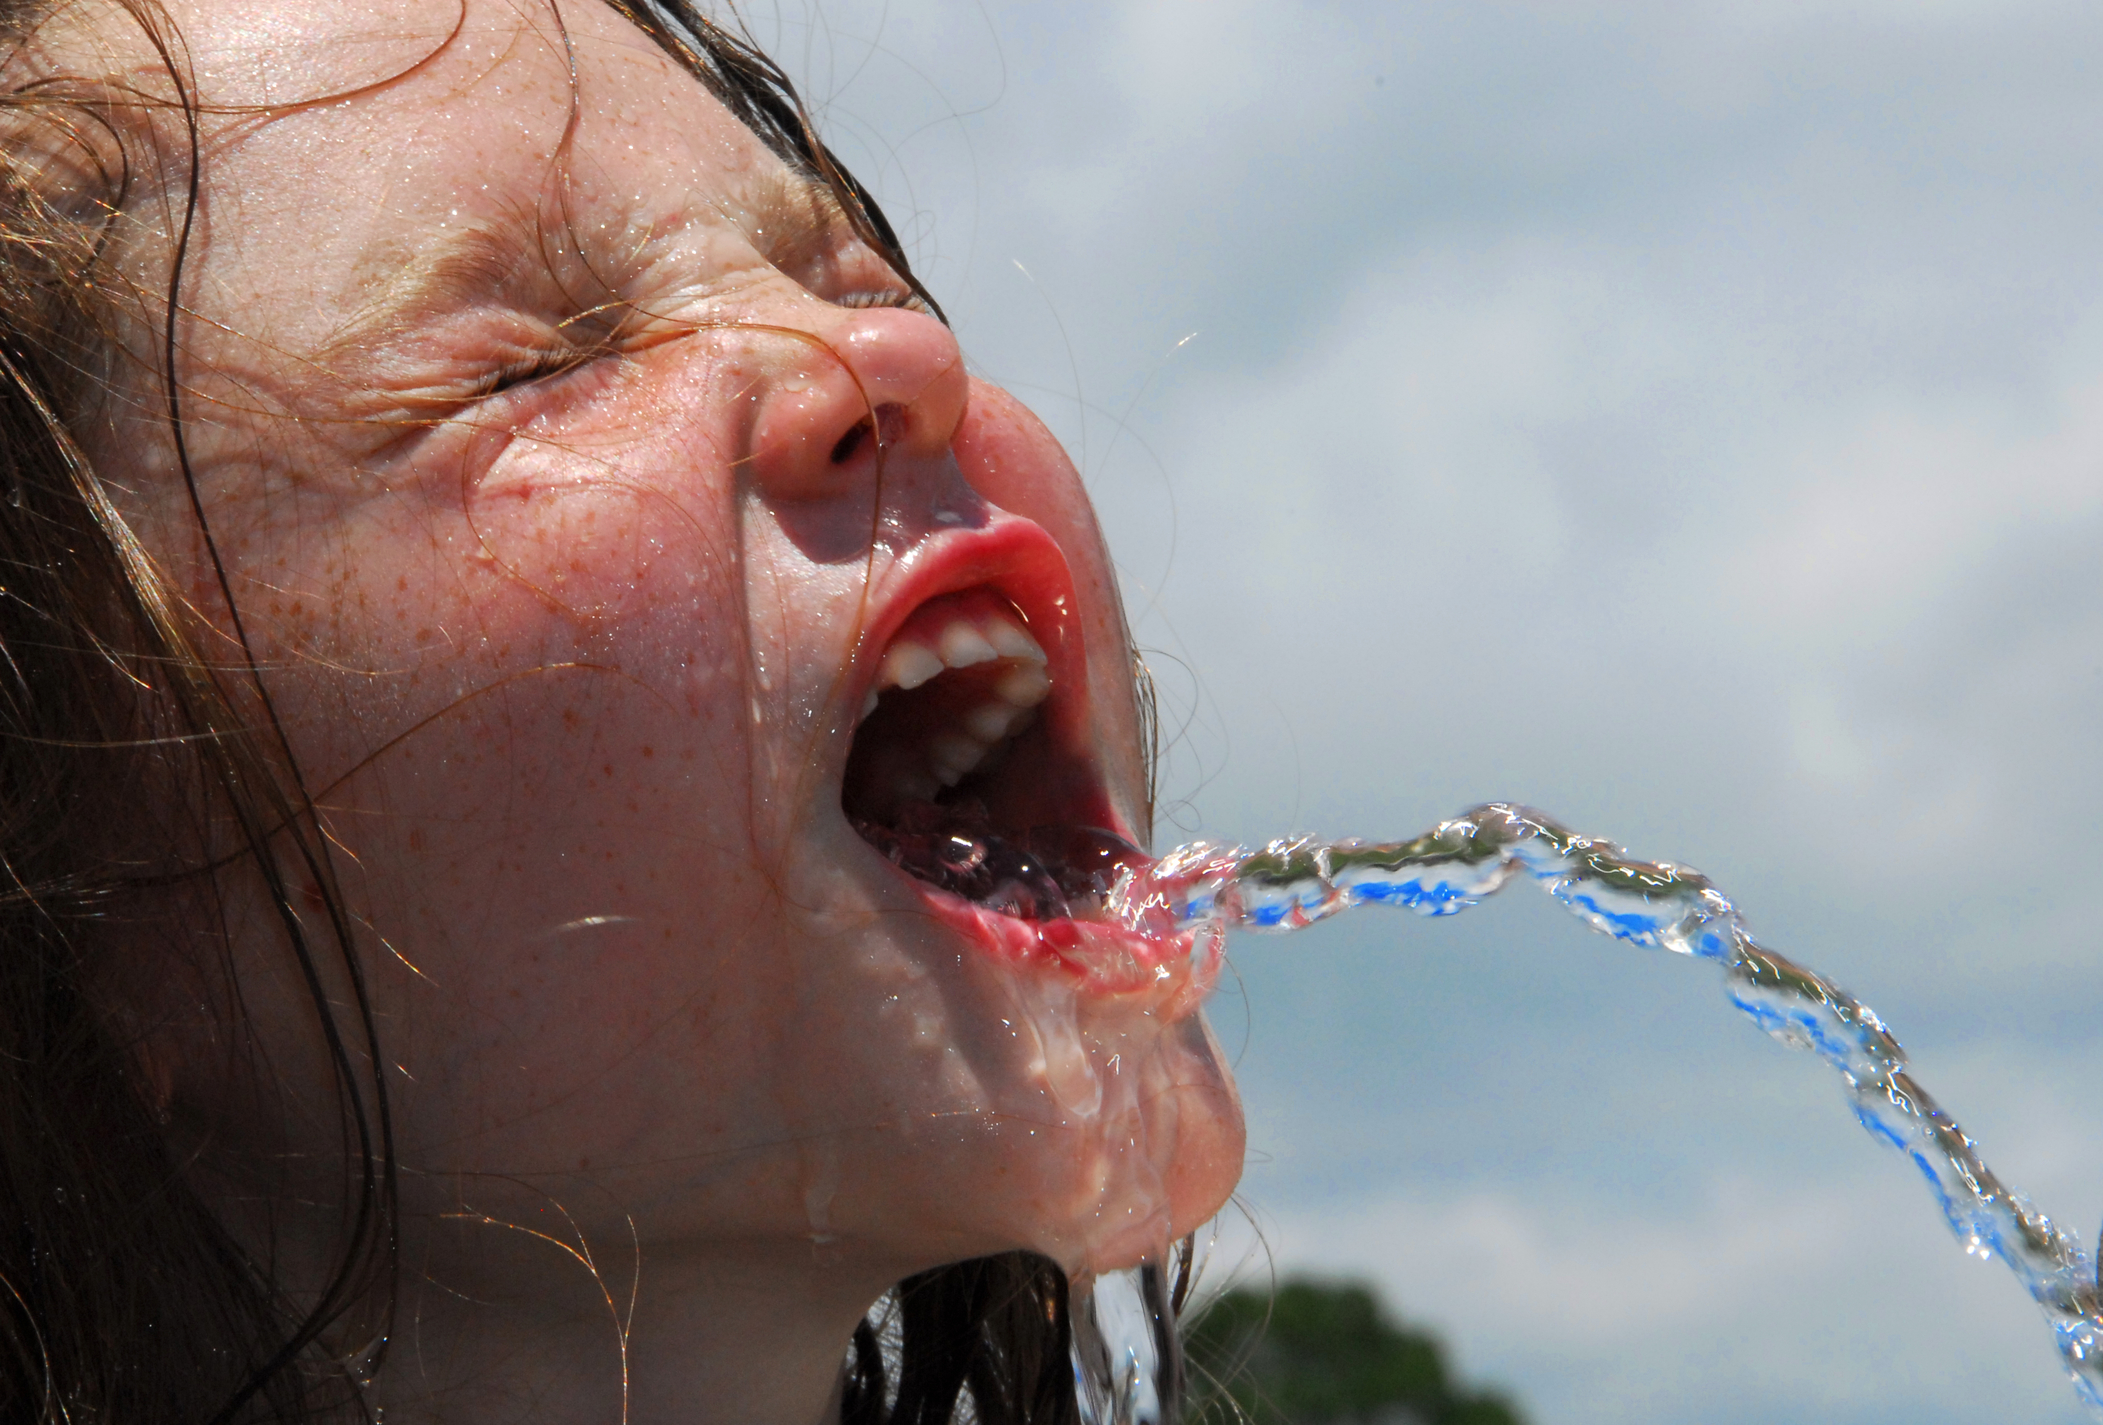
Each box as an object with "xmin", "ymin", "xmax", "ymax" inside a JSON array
[
  {"xmin": 845, "ymin": 512, "xmax": 1110, "ymax": 786},
  {"xmin": 853, "ymin": 515, "xmax": 1078, "ymax": 687}
]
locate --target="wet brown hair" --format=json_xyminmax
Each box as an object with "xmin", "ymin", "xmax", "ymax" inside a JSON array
[{"xmin": 0, "ymin": 0, "xmax": 1152, "ymax": 1420}]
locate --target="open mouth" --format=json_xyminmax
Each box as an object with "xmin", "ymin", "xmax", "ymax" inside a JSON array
[{"xmin": 842, "ymin": 585, "xmax": 1145, "ymax": 925}]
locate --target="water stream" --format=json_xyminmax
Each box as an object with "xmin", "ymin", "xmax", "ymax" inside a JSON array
[{"xmin": 1074, "ymin": 803, "xmax": 2103, "ymax": 1422}]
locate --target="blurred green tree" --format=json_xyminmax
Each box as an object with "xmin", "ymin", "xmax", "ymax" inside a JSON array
[{"xmin": 1183, "ymin": 1278, "xmax": 1527, "ymax": 1425}]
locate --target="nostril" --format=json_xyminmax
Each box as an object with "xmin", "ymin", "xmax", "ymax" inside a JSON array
[
  {"xmin": 829, "ymin": 404, "xmax": 911, "ymax": 465},
  {"xmin": 830, "ymin": 421, "xmax": 870, "ymax": 465}
]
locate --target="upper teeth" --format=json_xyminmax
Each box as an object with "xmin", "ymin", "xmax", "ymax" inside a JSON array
[
  {"xmin": 878, "ymin": 642, "xmax": 946, "ymax": 695},
  {"xmin": 937, "ymin": 624, "xmax": 1000, "ymax": 668},
  {"xmin": 858, "ymin": 596, "xmax": 1052, "ymax": 795}
]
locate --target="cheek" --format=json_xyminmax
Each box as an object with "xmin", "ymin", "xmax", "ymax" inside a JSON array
[
  {"xmin": 246, "ymin": 484, "xmax": 751, "ymax": 785},
  {"xmin": 266, "ymin": 486, "xmax": 765, "ymax": 995},
  {"xmin": 305, "ymin": 615, "xmax": 784, "ymax": 1175},
  {"xmin": 462, "ymin": 442, "xmax": 739, "ymax": 627}
]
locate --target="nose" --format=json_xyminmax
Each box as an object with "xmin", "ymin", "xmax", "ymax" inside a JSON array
[{"xmin": 744, "ymin": 306, "xmax": 969, "ymax": 502}]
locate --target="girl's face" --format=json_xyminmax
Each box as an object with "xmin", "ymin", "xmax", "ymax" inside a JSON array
[{"xmin": 83, "ymin": 0, "xmax": 1241, "ymax": 1290}]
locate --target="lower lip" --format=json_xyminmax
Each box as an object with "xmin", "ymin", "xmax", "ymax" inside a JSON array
[{"xmin": 918, "ymin": 883, "xmax": 1222, "ymax": 1019}]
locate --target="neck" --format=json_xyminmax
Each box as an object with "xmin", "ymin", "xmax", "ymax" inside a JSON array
[{"xmin": 366, "ymin": 1224, "xmax": 896, "ymax": 1425}]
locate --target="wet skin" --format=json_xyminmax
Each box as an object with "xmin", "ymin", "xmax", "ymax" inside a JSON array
[{"xmin": 55, "ymin": 0, "xmax": 1245, "ymax": 1420}]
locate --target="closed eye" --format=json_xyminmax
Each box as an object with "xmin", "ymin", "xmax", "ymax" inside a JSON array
[{"xmin": 471, "ymin": 346, "xmax": 600, "ymax": 400}]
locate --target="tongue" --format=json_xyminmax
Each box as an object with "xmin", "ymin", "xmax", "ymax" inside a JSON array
[{"xmin": 853, "ymin": 801, "xmax": 1149, "ymax": 921}]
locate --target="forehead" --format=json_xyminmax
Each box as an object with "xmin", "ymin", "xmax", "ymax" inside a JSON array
[{"xmin": 104, "ymin": 0, "xmax": 805, "ymax": 334}]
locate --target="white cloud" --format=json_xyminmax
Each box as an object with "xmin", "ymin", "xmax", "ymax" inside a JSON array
[{"xmin": 1722, "ymin": 381, "xmax": 2103, "ymax": 643}]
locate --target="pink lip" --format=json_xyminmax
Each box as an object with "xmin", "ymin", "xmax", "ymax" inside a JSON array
[{"xmin": 841, "ymin": 513, "xmax": 1218, "ymax": 1013}]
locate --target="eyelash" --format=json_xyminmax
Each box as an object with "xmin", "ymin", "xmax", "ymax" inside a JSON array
[
  {"xmin": 472, "ymin": 348, "xmax": 596, "ymax": 401},
  {"xmin": 834, "ymin": 289, "xmax": 932, "ymax": 315}
]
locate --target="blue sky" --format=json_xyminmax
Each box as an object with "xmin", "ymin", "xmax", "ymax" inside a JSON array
[{"xmin": 756, "ymin": 3, "xmax": 2103, "ymax": 1419}]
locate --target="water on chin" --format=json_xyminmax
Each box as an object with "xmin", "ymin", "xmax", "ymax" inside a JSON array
[
  {"xmin": 1063, "ymin": 803, "xmax": 2103, "ymax": 1423},
  {"xmin": 853, "ymin": 810, "xmax": 1193, "ymax": 1417}
]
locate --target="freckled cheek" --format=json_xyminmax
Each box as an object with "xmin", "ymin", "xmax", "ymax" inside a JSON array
[
  {"xmin": 461, "ymin": 425, "xmax": 746, "ymax": 625},
  {"xmin": 447, "ymin": 483, "xmax": 721, "ymax": 628},
  {"xmin": 251, "ymin": 499, "xmax": 761, "ymax": 897}
]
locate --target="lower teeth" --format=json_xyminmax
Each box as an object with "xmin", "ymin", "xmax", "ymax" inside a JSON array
[{"xmin": 854, "ymin": 803, "xmax": 1147, "ymax": 920}]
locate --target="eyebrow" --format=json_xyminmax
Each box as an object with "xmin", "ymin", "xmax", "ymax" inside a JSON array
[
  {"xmin": 322, "ymin": 215, "xmax": 551, "ymax": 361},
  {"xmin": 742, "ymin": 168, "xmax": 854, "ymax": 275}
]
